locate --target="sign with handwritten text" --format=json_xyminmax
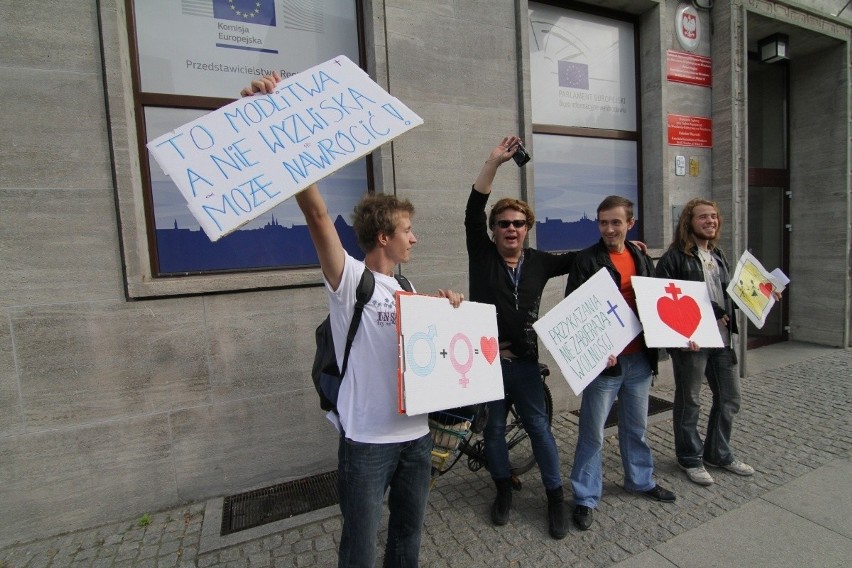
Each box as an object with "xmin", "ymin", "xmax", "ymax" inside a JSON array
[
  {"xmin": 147, "ymin": 55, "xmax": 423, "ymax": 241},
  {"xmin": 396, "ymin": 294, "xmax": 504, "ymax": 416},
  {"xmin": 534, "ymin": 268, "xmax": 642, "ymax": 395}
]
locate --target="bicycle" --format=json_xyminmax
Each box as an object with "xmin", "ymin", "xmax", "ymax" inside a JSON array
[{"xmin": 428, "ymin": 364, "xmax": 553, "ymax": 489}]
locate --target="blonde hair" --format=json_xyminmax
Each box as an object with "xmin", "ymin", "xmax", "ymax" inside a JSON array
[{"xmin": 488, "ymin": 198, "xmax": 535, "ymax": 229}]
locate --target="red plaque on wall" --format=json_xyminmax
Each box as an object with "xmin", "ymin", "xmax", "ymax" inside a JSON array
[
  {"xmin": 667, "ymin": 114, "xmax": 712, "ymax": 147},
  {"xmin": 667, "ymin": 50, "xmax": 712, "ymax": 87}
]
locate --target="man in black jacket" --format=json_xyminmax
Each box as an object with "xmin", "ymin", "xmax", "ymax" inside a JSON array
[
  {"xmin": 466, "ymin": 136, "xmax": 575, "ymax": 539},
  {"xmin": 565, "ymin": 196, "xmax": 675, "ymax": 531},
  {"xmin": 655, "ymin": 198, "xmax": 756, "ymax": 486}
]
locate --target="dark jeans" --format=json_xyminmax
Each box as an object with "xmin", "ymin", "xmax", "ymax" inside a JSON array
[
  {"xmin": 670, "ymin": 347, "xmax": 741, "ymax": 468},
  {"xmin": 337, "ymin": 433, "xmax": 432, "ymax": 568},
  {"xmin": 484, "ymin": 358, "xmax": 562, "ymax": 490}
]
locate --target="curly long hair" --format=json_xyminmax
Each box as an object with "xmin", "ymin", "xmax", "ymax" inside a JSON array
[
  {"xmin": 352, "ymin": 193, "xmax": 415, "ymax": 252},
  {"xmin": 670, "ymin": 198, "xmax": 721, "ymax": 253}
]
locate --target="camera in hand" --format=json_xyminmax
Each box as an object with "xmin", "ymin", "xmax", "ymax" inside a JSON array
[{"xmin": 512, "ymin": 143, "xmax": 531, "ymax": 167}]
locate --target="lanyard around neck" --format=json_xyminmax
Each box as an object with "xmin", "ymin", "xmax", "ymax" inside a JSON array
[{"xmin": 503, "ymin": 252, "xmax": 524, "ymax": 310}]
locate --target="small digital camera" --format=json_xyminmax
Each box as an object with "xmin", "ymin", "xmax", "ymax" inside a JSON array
[{"xmin": 512, "ymin": 143, "xmax": 531, "ymax": 167}]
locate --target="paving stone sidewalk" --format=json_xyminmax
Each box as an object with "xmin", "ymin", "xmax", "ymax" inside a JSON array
[{"xmin": 2, "ymin": 349, "xmax": 850, "ymax": 568}]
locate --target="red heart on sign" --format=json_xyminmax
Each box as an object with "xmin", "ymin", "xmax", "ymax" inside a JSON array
[
  {"xmin": 657, "ymin": 295, "xmax": 702, "ymax": 339},
  {"xmin": 759, "ymin": 282, "xmax": 773, "ymax": 298},
  {"xmin": 480, "ymin": 337, "xmax": 498, "ymax": 364}
]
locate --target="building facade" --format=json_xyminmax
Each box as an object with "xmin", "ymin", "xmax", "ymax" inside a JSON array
[{"xmin": 1, "ymin": 0, "xmax": 849, "ymax": 546}]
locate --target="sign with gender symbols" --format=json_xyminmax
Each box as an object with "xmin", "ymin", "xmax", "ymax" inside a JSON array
[
  {"xmin": 147, "ymin": 54, "xmax": 423, "ymax": 241},
  {"xmin": 534, "ymin": 268, "xmax": 643, "ymax": 396},
  {"xmin": 631, "ymin": 276, "xmax": 723, "ymax": 348},
  {"xmin": 396, "ymin": 294, "xmax": 504, "ymax": 416}
]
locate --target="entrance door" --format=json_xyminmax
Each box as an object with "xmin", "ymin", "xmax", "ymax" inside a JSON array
[{"xmin": 746, "ymin": 58, "xmax": 789, "ymax": 346}]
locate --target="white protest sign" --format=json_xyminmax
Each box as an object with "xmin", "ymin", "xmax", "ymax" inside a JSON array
[
  {"xmin": 147, "ymin": 55, "xmax": 423, "ymax": 241},
  {"xmin": 726, "ymin": 250, "xmax": 782, "ymax": 329},
  {"xmin": 632, "ymin": 276, "xmax": 723, "ymax": 348},
  {"xmin": 533, "ymin": 268, "xmax": 642, "ymax": 395},
  {"xmin": 396, "ymin": 294, "xmax": 504, "ymax": 416}
]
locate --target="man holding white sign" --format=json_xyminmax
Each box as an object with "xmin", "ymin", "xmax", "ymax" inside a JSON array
[
  {"xmin": 243, "ymin": 75, "xmax": 464, "ymax": 568},
  {"xmin": 655, "ymin": 199, "xmax": 780, "ymax": 487},
  {"xmin": 564, "ymin": 196, "xmax": 675, "ymax": 532}
]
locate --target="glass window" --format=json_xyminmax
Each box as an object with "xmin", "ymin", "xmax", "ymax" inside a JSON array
[
  {"xmin": 127, "ymin": 0, "xmax": 366, "ymax": 276},
  {"xmin": 528, "ymin": 2, "xmax": 641, "ymax": 251},
  {"xmin": 533, "ymin": 134, "xmax": 638, "ymax": 250}
]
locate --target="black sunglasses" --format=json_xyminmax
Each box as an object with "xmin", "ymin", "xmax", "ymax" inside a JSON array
[{"xmin": 495, "ymin": 219, "xmax": 527, "ymax": 229}]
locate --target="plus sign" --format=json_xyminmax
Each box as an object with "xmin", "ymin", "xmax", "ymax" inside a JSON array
[
  {"xmin": 439, "ymin": 349, "xmax": 448, "ymax": 358},
  {"xmin": 665, "ymin": 282, "xmax": 682, "ymax": 300},
  {"xmin": 334, "ymin": 59, "xmax": 341, "ymax": 65},
  {"xmin": 606, "ymin": 300, "xmax": 625, "ymax": 327}
]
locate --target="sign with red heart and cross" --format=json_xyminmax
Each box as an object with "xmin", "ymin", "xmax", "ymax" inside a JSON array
[{"xmin": 631, "ymin": 276, "xmax": 724, "ymax": 348}]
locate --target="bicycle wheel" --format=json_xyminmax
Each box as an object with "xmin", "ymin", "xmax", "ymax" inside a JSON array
[{"xmin": 507, "ymin": 381, "xmax": 554, "ymax": 475}]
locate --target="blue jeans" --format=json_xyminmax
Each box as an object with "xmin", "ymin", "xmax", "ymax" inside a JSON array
[
  {"xmin": 670, "ymin": 347, "xmax": 741, "ymax": 468},
  {"xmin": 337, "ymin": 433, "xmax": 432, "ymax": 568},
  {"xmin": 484, "ymin": 358, "xmax": 562, "ymax": 490},
  {"xmin": 570, "ymin": 352, "xmax": 655, "ymax": 508}
]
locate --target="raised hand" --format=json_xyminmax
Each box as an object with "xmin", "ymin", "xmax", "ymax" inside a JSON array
[
  {"xmin": 239, "ymin": 71, "xmax": 281, "ymax": 97},
  {"xmin": 486, "ymin": 135, "xmax": 523, "ymax": 165}
]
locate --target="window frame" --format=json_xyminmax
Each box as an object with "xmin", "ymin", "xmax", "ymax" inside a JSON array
[
  {"xmin": 110, "ymin": 0, "xmax": 370, "ymax": 295},
  {"xmin": 527, "ymin": 1, "xmax": 643, "ymax": 251}
]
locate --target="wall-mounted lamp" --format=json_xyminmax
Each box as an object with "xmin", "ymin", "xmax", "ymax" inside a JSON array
[
  {"xmin": 758, "ymin": 33, "xmax": 789, "ymax": 63},
  {"xmin": 691, "ymin": 0, "xmax": 714, "ymax": 9}
]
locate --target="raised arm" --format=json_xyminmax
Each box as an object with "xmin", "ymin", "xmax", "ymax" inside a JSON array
[
  {"xmin": 472, "ymin": 135, "xmax": 522, "ymax": 195},
  {"xmin": 294, "ymin": 184, "xmax": 345, "ymax": 290}
]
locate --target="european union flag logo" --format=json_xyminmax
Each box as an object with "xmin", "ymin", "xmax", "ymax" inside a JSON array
[
  {"xmin": 213, "ymin": 0, "xmax": 276, "ymax": 27},
  {"xmin": 558, "ymin": 60, "xmax": 589, "ymax": 90}
]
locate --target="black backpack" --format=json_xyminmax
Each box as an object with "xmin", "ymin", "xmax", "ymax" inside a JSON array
[{"xmin": 312, "ymin": 269, "xmax": 413, "ymax": 413}]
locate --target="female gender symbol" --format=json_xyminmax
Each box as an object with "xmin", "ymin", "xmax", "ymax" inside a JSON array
[
  {"xmin": 449, "ymin": 333, "xmax": 473, "ymax": 388},
  {"xmin": 406, "ymin": 325, "xmax": 437, "ymax": 377}
]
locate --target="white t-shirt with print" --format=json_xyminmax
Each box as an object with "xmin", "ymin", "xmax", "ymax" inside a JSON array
[{"xmin": 326, "ymin": 253, "xmax": 428, "ymax": 443}]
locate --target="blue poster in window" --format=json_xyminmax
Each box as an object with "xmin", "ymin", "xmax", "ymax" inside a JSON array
[
  {"xmin": 533, "ymin": 134, "xmax": 639, "ymax": 252},
  {"xmin": 145, "ymin": 107, "xmax": 365, "ymax": 275}
]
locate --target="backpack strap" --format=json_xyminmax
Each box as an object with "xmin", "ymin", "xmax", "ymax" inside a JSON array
[
  {"xmin": 339, "ymin": 268, "xmax": 375, "ymax": 380},
  {"xmin": 394, "ymin": 273, "xmax": 413, "ymax": 292},
  {"xmin": 338, "ymin": 269, "xmax": 413, "ymax": 379}
]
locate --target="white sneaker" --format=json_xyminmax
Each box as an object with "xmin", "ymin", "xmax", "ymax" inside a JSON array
[
  {"xmin": 705, "ymin": 459, "xmax": 755, "ymax": 476},
  {"xmin": 679, "ymin": 464, "xmax": 714, "ymax": 486}
]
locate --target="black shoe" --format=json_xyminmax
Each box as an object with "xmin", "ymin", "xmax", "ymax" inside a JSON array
[
  {"xmin": 546, "ymin": 486, "xmax": 568, "ymax": 540},
  {"xmin": 572, "ymin": 505, "xmax": 593, "ymax": 531},
  {"xmin": 491, "ymin": 478, "xmax": 512, "ymax": 526},
  {"xmin": 638, "ymin": 484, "xmax": 676, "ymax": 503}
]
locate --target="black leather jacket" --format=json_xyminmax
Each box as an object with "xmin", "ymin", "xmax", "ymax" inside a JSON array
[
  {"xmin": 654, "ymin": 244, "xmax": 738, "ymax": 338},
  {"xmin": 565, "ymin": 239, "xmax": 659, "ymax": 376},
  {"xmin": 465, "ymin": 188, "xmax": 576, "ymax": 361}
]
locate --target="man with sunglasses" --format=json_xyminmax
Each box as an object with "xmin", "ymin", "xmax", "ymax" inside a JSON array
[{"xmin": 465, "ymin": 136, "xmax": 577, "ymax": 539}]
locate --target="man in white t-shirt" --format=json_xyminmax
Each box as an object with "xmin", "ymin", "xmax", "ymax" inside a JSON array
[{"xmin": 243, "ymin": 73, "xmax": 464, "ymax": 568}]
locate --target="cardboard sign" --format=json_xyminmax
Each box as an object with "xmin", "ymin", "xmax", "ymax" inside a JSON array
[
  {"xmin": 726, "ymin": 250, "xmax": 783, "ymax": 329},
  {"xmin": 396, "ymin": 294, "xmax": 504, "ymax": 416},
  {"xmin": 632, "ymin": 276, "xmax": 723, "ymax": 348},
  {"xmin": 534, "ymin": 268, "xmax": 643, "ymax": 395},
  {"xmin": 147, "ymin": 55, "xmax": 423, "ymax": 241}
]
